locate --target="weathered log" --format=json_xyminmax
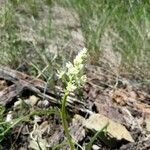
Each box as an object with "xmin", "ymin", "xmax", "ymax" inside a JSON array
[
  {"xmin": 0, "ymin": 66, "xmax": 91, "ymax": 114},
  {"xmin": 0, "ymin": 83, "xmax": 23, "ymax": 106}
]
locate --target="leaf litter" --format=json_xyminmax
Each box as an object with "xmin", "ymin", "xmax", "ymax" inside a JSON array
[{"xmin": 0, "ymin": 58, "xmax": 150, "ymax": 150}]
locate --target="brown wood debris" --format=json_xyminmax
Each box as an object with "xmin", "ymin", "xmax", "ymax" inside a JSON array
[
  {"xmin": 1, "ymin": 66, "xmax": 150, "ymax": 149},
  {"xmin": 0, "ymin": 66, "xmax": 89, "ymax": 114}
]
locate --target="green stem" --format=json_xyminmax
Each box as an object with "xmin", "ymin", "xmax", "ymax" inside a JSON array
[
  {"xmin": 86, "ymin": 123, "xmax": 109, "ymax": 150},
  {"xmin": 61, "ymin": 91, "xmax": 74, "ymax": 150}
]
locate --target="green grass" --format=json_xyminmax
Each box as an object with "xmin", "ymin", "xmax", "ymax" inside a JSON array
[
  {"xmin": 0, "ymin": 0, "xmax": 150, "ymax": 80},
  {"xmin": 60, "ymin": 0, "xmax": 150, "ymax": 78},
  {"xmin": 0, "ymin": 0, "xmax": 53, "ymax": 72}
]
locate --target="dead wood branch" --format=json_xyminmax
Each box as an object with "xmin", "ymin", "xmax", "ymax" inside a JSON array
[{"xmin": 0, "ymin": 66, "xmax": 90, "ymax": 114}]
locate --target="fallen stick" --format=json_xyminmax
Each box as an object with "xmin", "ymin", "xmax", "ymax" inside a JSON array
[{"xmin": 0, "ymin": 66, "xmax": 90, "ymax": 114}]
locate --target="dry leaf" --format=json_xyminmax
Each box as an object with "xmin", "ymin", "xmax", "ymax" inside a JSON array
[
  {"xmin": 29, "ymin": 121, "xmax": 50, "ymax": 150},
  {"xmin": 84, "ymin": 114, "xmax": 134, "ymax": 142},
  {"xmin": 29, "ymin": 138, "xmax": 48, "ymax": 150},
  {"xmin": 111, "ymin": 89, "xmax": 128, "ymax": 105},
  {"xmin": 111, "ymin": 88, "xmax": 138, "ymax": 106},
  {"xmin": 135, "ymin": 103, "xmax": 150, "ymax": 114}
]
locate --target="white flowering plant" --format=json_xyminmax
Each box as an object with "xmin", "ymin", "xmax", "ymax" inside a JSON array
[
  {"xmin": 58, "ymin": 48, "xmax": 88, "ymax": 150},
  {"xmin": 58, "ymin": 48, "xmax": 87, "ymax": 92}
]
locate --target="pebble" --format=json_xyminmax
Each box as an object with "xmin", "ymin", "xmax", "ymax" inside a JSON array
[
  {"xmin": 37, "ymin": 100, "xmax": 50, "ymax": 108},
  {"xmin": 92, "ymin": 144, "xmax": 101, "ymax": 150},
  {"xmin": 34, "ymin": 115, "xmax": 42, "ymax": 123},
  {"xmin": 24, "ymin": 95, "xmax": 39, "ymax": 106},
  {"xmin": 6, "ymin": 111, "xmax": 13, "ymax": 122}
]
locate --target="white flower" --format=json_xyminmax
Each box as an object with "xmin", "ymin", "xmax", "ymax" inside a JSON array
[
  {"xmin": 80, "ymin": 75, "xmax": 87, "ymax": 83},
  {"xmin": 73, "ymin": 48, "xmax": 87, "ymax": 66},
  {"xmin": 66, "ymin": 82, "xmax": 77, "ymax": 92},
  {"xmin": 77, "ymin": 63, "xmax": 84, "ymax": 71},
  {"xmin": 57, "ymin": 70, "xmax": 65, "ymax": 79},
  {"xmin": 58, "ymin": 48, "xmax": 88, "ymax": 92},
  {"xmin": 66, "ymin": 62, "xmax": 73, "ymax": 70},
  {"xmin": 66, "ymin": 62, "xmax": 79, "ymax": 76}
]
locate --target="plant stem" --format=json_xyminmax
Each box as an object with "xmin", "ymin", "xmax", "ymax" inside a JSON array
[
  {"xmin": 61, "ymin": 91, "xmax": 74, "ymax": 150},
  {"xmin": 86, "ymin": 123, "xmax": 109, "ymax": 150}
]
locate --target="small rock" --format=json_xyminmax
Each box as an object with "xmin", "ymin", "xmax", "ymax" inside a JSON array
[
  {"xmin": 29, "ymin": 95, "xmax": 39, "ymax": 106},
  {"xmin": 6, "ymin": 111, "xmax": 13, "ymax": 122},
  {"xmin": 37, "ymin": 100, "xmax": 50, "ymax": 108},
  {"xmin": 42, "ymin": 100, "xmax": 50, "ymax": 107},
  {"xmin": 14, "ymin": 99, "xmax": 22, "ymax": 109},
  {"xmin": 37, "ymin": 100, "xmax": 42, "ymax": 107},
  {"xmin": 92, "ymin": 144, "xmax": 100, "ymax": 150},
  {"xmin": 84, "ymin": 114, "xmax": 134, "ymax": 142},
  {"xmin": 34, "ymin": 115, "xmax": 42, "ymax": 123},
  {"xmin": 25, "ymin": 95, "xmax": 39, "ymax": 106}
]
